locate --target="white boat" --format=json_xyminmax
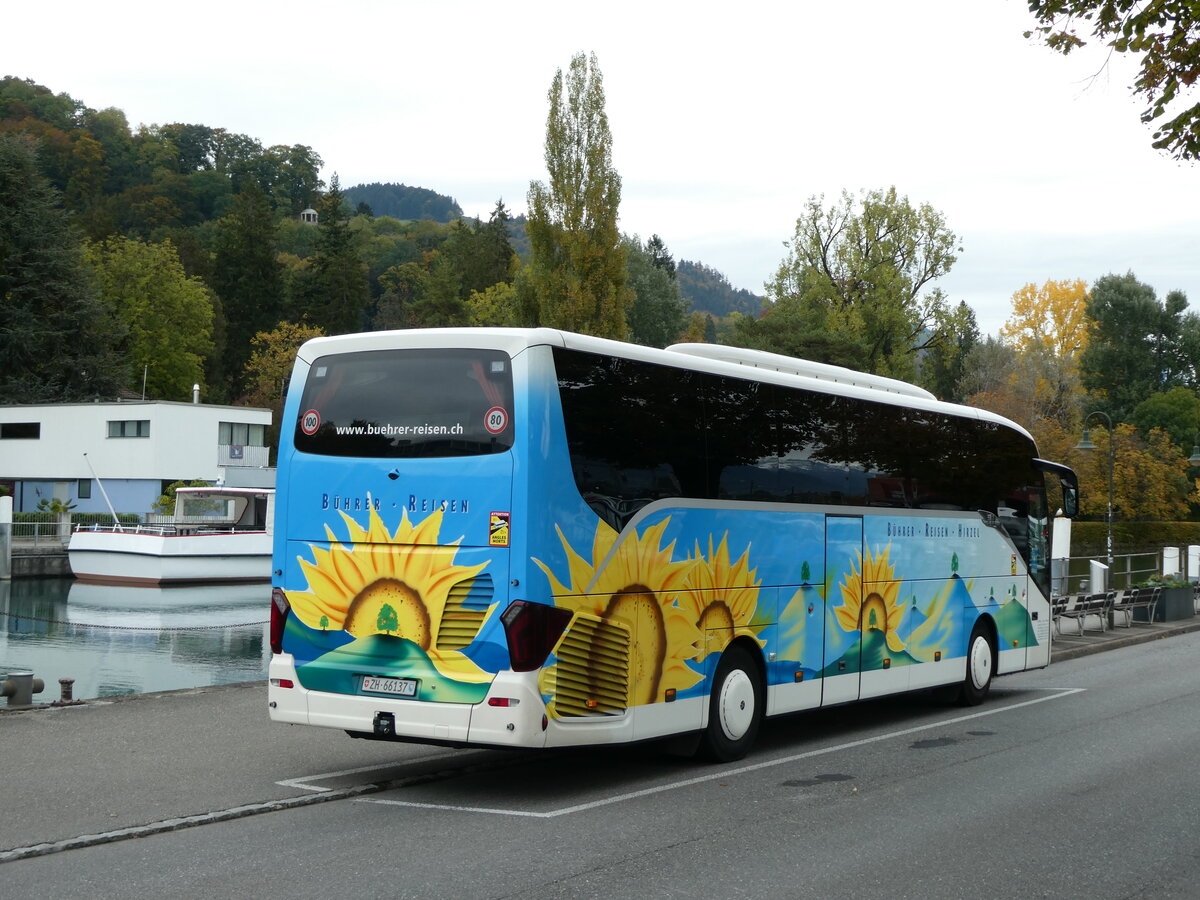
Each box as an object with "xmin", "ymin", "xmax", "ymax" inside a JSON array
[{"xmin": 68, "ymin": 487, "xmax": 274, "ymax": 585}]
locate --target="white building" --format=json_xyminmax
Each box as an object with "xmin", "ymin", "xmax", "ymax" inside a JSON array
[{"xmin": 0, "ymin": 400, "xmax": 273, "ymax": 515}]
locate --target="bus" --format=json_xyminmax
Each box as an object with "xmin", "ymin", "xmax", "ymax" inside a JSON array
[{"xmin": 268, "ymin": 328, "xmax": 1078, "ymax": 761}]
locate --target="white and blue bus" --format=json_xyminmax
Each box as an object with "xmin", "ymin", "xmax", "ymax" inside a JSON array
[{"xmin": 268, "ymin": 328, "xmax": 1077, "ymax": 761}]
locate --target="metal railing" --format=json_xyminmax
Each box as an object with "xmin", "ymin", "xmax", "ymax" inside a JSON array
[
  {"xmin": 1060, "ymin": 551, "xmax": 1163, "ymax": 594},
  {"xmin": 11, "ymin": 521, "xmax": 70, "ymax": 546}
]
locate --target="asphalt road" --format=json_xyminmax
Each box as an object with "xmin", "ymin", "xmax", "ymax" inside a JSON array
[{"xmin": 3, "ymin": 629, "xmax": 1199, "ymax": 899}]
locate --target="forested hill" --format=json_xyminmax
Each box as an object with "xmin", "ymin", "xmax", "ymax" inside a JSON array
[
  {"xmin": 343, "ymin": 182, "xmax": 462, "ymax": 222},
  {"xmin": 677, "ymin": 259, "xmax": 763, "ymax": 317}
]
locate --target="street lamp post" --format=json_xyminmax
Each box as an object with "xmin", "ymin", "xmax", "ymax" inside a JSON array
[
  {"xmin": 1075, "ymin": 411, "xmax": 1114, "ymax": 568},
  {"xmin": 1188, "ymin": 433, "xmax": 1200, "ymax": 467}
]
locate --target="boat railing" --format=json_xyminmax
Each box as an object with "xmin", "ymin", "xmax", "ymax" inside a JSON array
[
  {"xmin": 74, "ymin": 523, "xmax": 263, "ymax": 537},
  {"xmin": 75, "ymin": 523, "xmax": 178, "ymax": 536}
]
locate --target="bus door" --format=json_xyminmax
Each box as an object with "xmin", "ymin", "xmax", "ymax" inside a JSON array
[{"xmin": 822, "ymin": 515, "xmax": 862, "ymax": 706}]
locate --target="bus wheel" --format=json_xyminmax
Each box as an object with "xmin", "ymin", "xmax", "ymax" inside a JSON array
[
  {"xmin": 698, "ymin": 645, "xmax": 764, "ymax": 762},
  {"xmin": 957, "ymin": 623, "xmax": 995, "ymax": 706}
]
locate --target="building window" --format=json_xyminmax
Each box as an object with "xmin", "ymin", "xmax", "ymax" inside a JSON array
[
  {"xmin": 0, "ymin": 422, "xmax": 40, "ymax": 439},
  {"xmin": 108, "ymin": 420, "xmax": 150, "ymax": 438},
  {"xmin": 219, "ymin": 421, "xmax": 266, "ymax": 446},
  {"xmin": 78, "ymin": 479, "xmax": 92, "ymax": 500}
]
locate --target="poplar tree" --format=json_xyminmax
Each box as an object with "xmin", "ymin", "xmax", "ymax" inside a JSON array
[{"xmin": 526, "ymin": 52, "xmax": 631, "ymax": 339}]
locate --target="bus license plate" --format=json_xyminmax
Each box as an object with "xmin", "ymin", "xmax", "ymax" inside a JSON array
[{"xmin": 361, "ymin": 675, "xmax": 417, "ymax": 697}]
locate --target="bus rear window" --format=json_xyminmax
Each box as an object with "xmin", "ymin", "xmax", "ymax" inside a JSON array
[{"xmin": 293, "ymin": 348, "xmax": 514, "ymax": 458}]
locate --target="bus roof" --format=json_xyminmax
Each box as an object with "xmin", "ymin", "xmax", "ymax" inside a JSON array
[{"xmin": 293, "ymin": 327, "xmax": 1034, "ymax": 444}]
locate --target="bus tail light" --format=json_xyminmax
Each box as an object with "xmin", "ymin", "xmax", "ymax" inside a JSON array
[
  {"xmin": 500, "ymin": 600, "xmax": 572, "ymax": 672},
  {"xmin": 270, "ymin": 588, "xmax": 291, "ymax": 654}
]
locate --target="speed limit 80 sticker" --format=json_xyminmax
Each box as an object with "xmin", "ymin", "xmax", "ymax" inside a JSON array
[{"xmin": 484, "ymin": 407, "xmax": 509, "ymax": 434}]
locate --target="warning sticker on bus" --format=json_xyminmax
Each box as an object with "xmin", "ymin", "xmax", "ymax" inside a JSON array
[
  {"xmin": 301, "ymin": 409, "xmax": 321, "ymax": 435},
  {"xmin": 489, "ymin": 511, "xmax": 510, "ymax": 547},
  {"xmin": 484, "ymin": 407, "xmax": 508, "ymax": 434}
]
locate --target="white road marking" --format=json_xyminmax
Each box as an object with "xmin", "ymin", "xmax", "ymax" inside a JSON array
[
  {"xmin": 359, "ymin": 688, "xmax": 1086, "ymax": 818},
  {"xmin": 275, "ymin": 748, "xmax": 466, "ymax": 792}
]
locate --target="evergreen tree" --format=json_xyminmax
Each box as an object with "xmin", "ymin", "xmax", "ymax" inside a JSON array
[
  {"xmin": 211, "ymin": 184, "xmax": 285, "ymax": 395},
  {"xmin": 1079, "ymin": 272, "xmax": 1200, "ymax": 424},
  {"xmin": 0, "ymin": 132, "xmax": 125, "ymax": 401},
  {"xmin": 625, "ymin": 234, "xmax": 688, "ymax": 348},
  {"xmin": 301, "ymin": 174, "xmax": 369, "ymax": 335},
  {"xmin": 526, "ymin": 52, "xmax": 630, "ymax": 338},
  {"xmin": 918, "ymin": 301, "xmax": 980, "ymax": 402}
]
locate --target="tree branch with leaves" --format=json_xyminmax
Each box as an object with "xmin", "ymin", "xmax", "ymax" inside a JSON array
[{"xmin": 1025, "ymin": 1, "xmax": 1200, "ymax": 159}]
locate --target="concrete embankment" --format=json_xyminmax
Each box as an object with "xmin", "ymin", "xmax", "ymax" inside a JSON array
[{"xmin": 7, "ymin": 545, "xmax": 71, "ymax": 578}]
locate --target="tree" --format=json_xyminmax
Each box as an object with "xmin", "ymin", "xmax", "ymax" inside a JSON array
[
  {"xmin": 1025, "ymin": 1, "xmax": 1200, "ymax": 159},
  {"xmin": 675, "ymin": 259, "xmax": 762, "ymax": 317},
  {"xmin": 467, "ymin": 281, "xmax": 520, "ymax": 327},
  {"xmin": 526, "ymin": 52, "xmax": 631, "ymax": 338},
  {"xmin": 299, "ymin": 174, "xmax": 370, "ymax": 334},
  {"xmin": 241, "ymin": 320, "xmax": 325, "ymax": 457},
  {"xmin": 1000, "ymin": 278, "xmax": 1091, "ymax": 356},
  {"xmin": 1067, "ymin": 423, "xmax": 1196, "ymax": 521},
  {"xmin": 1078, "ymin": 272, "xmax": 1200, "ymax": 423},
  {"xmin": 1131, "ymin": 386, "xmax": 1200, "ymax": 451},
  {"xmin": 242, "ymin": 320, "xmax": 324, "ymax": 408},
  {"xmin": 211, "ymin": 184, "xmax": 285, "ymax": 396},
  {"xmin": 918, "ymin": 301, "xmax": 980, "ymax": 402},
  {"xmin": 624, "ymin": 234, "xmax": 688, "ymax": 348},
  {"xmin": 0, "ymin": 132, "xmax": 125, "ymax": 401},
  {"xmin": 962, "ymin": 337, "xmax": 1083, "ymax": 439},
  {"xmin": 745, "ymin": 187, "xmax": 959, "ymax": 380},
  {"xmin": 437, "ymin": 204, "xmax": 517, "ymax": 299},
  {"xmin": 371, "ymin": 261, "xmax": 426, "ymax": 330},
  {"xmin": 84, "ymin": 235, "xmax": 214, "ymax": 400}
]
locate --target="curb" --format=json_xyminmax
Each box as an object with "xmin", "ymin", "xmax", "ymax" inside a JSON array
[{"xmin": 1050, "ymin": 619, "xmax": 1200, "ymax": 663}]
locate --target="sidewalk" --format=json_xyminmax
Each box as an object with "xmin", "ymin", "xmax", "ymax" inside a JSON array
[{"xmin": 1050, "ymin": 616, "xmax": 1200, "ymax": 662}]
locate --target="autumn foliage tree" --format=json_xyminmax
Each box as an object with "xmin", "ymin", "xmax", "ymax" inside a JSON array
[
  {"xmin": 241, "ymin": 320, "xmax": 325, "ymax": 458},
  {"xmin": 1066, "ymin": 423, "xmax": 1197, "ymax": 521},
  {"xmin": 1000, "ymin": 278, "xmax": 1091, "ymax": 356},
  {"xmin": 1024, "ymin": 1, "xmax": 1200, "ymax": 159}
]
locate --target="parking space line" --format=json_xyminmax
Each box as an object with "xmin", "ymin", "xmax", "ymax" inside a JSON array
[
  {"xmin": 359, "ymin": 688, "xmax": 1086, "ymax": 818},
  {"xmin": 275, "ymin": 749, "xmax": 467, "ymax": 792}
]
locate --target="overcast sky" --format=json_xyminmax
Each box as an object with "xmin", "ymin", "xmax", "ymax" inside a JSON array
[{"xmin": 9, "ymin": 0, "xmax": 1198, "ymax": 335}]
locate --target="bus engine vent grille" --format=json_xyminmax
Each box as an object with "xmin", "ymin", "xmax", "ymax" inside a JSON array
[
  {"xmin": 435, "ymin": 574, "xmax": 494, "ymax": 651},
  {"xmin": 551, "ymin": 612, "xmax": 629, "ymax": 717}
]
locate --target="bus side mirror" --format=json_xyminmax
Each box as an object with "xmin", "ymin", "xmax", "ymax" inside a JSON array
[{"xmin": 1061, "ymin": 484, "xmax": 1078, "ymax": 518}]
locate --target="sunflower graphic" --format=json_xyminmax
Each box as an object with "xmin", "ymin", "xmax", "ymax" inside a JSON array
[
  {"xmin": 535, "ymin": 518, "xmax": 704, "ymax": 707},
  {"xmin": 833, "ymin": 543, "xmax": 906, "ymax": 652},
  {"xmin": 680, "ymin": 534, "xmax": 765, "ymax": 659},
  {"xmin": 288, "ymin": 504, "xmax": 493, "ymax": 681}
]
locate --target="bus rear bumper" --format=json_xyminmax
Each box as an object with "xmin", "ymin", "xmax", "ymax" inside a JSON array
[{"xmin": 268, "ymin": 654, "xmax": 550, "ymax": 748}]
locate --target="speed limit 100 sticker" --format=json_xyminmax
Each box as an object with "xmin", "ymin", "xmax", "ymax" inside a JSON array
[
  {"xmin": 484, "ymin": 406, "xmax": 508, "ymax": 434},
  {"xmin": 301, "ymin": 409, "xmax": 321, "ymax": 435}
]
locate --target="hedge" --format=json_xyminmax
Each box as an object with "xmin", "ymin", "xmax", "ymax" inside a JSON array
[{"xmin": 1066, "ymin": 521, "xmax": 1200, "ymax": 556}]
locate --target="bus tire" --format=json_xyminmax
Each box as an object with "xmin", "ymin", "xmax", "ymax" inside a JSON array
[
  {"xmin": 698, "ymin": 644, "xmax": 764, "ymax": 763},
  {"xmin": 957, "ymin": 621, "xmax": 995, "ymax": 706}
]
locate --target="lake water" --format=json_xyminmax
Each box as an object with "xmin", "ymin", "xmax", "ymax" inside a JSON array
[{"xmin": 0, "ymin": 578, "xmax": 270, "ymax": 702}]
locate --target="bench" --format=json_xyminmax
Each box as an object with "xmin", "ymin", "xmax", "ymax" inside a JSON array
[
  {"xmin": 1111, "ymin": 589, "xmax": 1138, "ymax": 627},
  {"xmin": 1077, "ymin": 592, "xmax": 1113, "ymax": 633},
  {"xmin": 1053, "ymin": 594, "xmax": 1087, "ymax": 635}
]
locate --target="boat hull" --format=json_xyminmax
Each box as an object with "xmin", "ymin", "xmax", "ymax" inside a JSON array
[{"xmin": 68, "ymin": 530, "xmax": 272, "ymax": 585}]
